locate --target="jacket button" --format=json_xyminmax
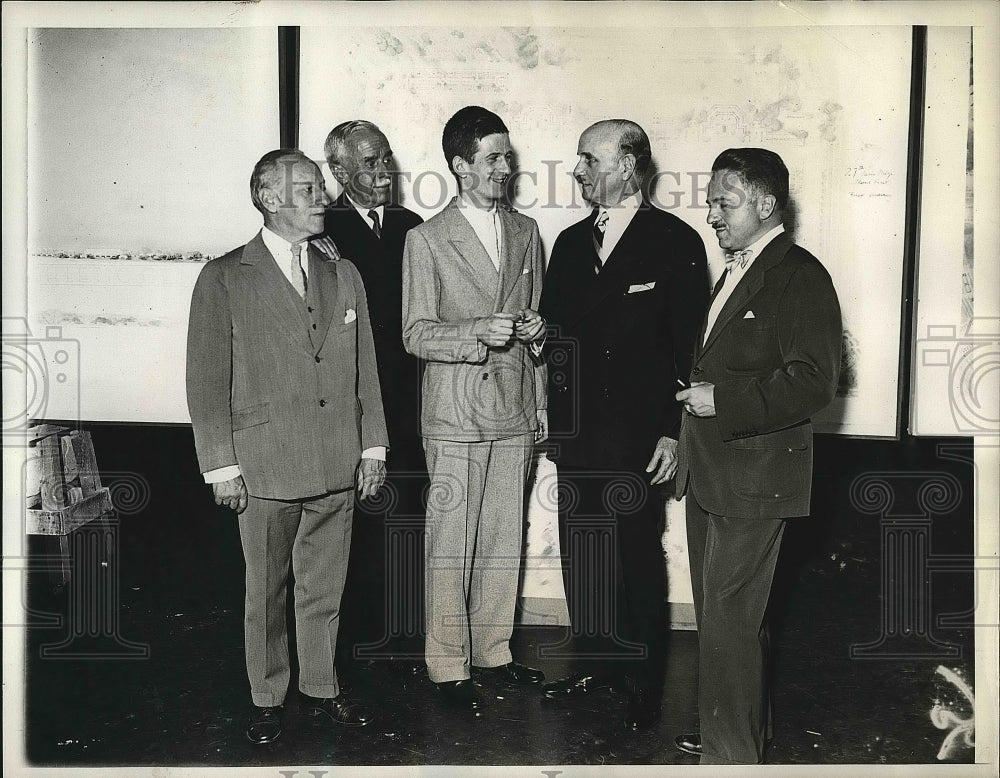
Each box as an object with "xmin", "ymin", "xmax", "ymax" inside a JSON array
[
  {"xmin": 692, "ymin": 366, "xmax": 703, "ymax": 375},
  {"xmin": 315, "ymin": 356, "xmax": 321, "ymax": 363},
  {"xmin": 319, "ymin": 399, "xmax": 326, "ymax": 407},
  {"xmin": 307, "ymin": 306, "xmax": 314, "ymax": 313},
  {"xmin": 482, "ymin": 373, "xmax": 489, "ymax": 381},
  {"xmin": 312, "ymin": 323, "xmax": 317, "ymax": 330}
]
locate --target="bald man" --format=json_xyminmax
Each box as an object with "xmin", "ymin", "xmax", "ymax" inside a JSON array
[{"xmin": 539, "ymin": 120, "xmax": 709, "ymax": 731}]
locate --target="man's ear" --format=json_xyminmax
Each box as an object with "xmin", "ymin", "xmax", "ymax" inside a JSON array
[
  {"xmin": 619, "ymin": 153, "xmax": 636, "ymax": 182},
  {"xmin": 330, "ymin": 162, "xmax": 350, "ymax": 186},
  {"xmin": 757, "ymin": 193, "xmax": 777, "ymax": 221},
  {"xmin": 259, "ymin": 187, "xmax": 281, "ymax": 215},
  {"xmin": 451, "ymin": 155, "xmax": 469, "ymax": 177}
]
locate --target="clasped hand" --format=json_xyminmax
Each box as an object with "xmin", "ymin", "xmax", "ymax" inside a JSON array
[{"xmin": 475, "ymin": 309, "xmax": 544, "ymax": 347}]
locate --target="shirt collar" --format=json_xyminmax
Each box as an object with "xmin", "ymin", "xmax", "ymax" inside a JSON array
[
  {"xmin": 739, "ymin": 223, "xmax": 785, "ymax": 263},
  {"xmin": 260, "ymin": 225, "xmax": 299, "ymax": 261},
  {"xmin": 345, "ymin": 193, "xmax": 384, "ymax": 227},
  {"xmin": 597, "ymin": 189, "xmax": 642, "ymax": 221}
]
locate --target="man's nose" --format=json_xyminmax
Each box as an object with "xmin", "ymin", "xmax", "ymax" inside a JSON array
[{"xmin": 572, "ymin": 158, "xmax": 586, "ymax": 178}]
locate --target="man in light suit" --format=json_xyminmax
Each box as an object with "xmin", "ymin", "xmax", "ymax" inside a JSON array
[
  {"xmin": 538, "ymin": 119, "xmax": 709, "ymax": 731},
  {"xmin": 402, "ymin": 105, "xmax": 547, "ymax": 713},
  {"xmin": 186, "ymin": 149, "xmax": 388, "ymax": 744},
  {"xmin": 674, "ymin": 148, "xmax": 842, "ymax": 764},
  {"xmin": 320, "ymin": 120, "xmax": 428, "ymax": 671}
]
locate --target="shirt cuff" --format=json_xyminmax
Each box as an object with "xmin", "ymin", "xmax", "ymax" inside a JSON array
[
  {"xmin": 361, "ymin": 446, "xmax": 387, "ymax": 461},
  {"xmin": 204, "ymin": 465, "xmax": 241, "ymax": 484}
]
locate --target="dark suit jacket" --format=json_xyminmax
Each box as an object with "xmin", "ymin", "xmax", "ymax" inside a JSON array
[
  {"xmin": 186, "ymin": 232, "xmax": 388, "ymax": 499},
  {"xmin": 324, "ymin": 193, "xmax": 423, "ymax": 466},
  {"xmin": 675, "ymin": 233, "xmax": 842, "ymax": 519},
  {"xmin": 540, "ymin": 203, "xmax": 709, "ymax": 472}
]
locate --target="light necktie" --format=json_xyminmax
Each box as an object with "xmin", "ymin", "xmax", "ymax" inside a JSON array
[
  {"xmin": 592, "ymin": 209, "xmax": 609, "ymax": 274},
  {"xmin": 290, "ymin": 243, "xmax": 307, "ymax": 298},
  {"xmin": 368, "ymin": 209, "xmax": 382, "ymax": 239},
  {"xmin": 726, "ymin": 248, "xmax": 753, "ymax": 270}
]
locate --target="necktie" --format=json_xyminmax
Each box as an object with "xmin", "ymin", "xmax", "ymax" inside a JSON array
[
  {"xmin": 592, "ymin": 209, "xmax": 609, "ymax": 274},
  {"xmin": 368, "ymin": 209, "xmax": 382, "ymax": 239},
  {"xmin": 726, "ymin": 248, "xmax": 753, "ymax": 270},
  {"xmin": 290, "ymin": 243, "xmax": 307, "ymax": 298}
]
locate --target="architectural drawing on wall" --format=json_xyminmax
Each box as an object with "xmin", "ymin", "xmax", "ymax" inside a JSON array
[{"xmin": 302, "ymin": 24, "xmax": 912, "ymax": 436}]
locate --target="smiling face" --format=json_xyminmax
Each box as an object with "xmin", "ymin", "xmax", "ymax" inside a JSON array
[
  {"xmin": 454, "ymin": 132, "xmax": 512, "ymax": 206},
  {"xmin": 573, "ymin": 124, "xmax": 631, "ymax": 207},
  {"xmin": 333, "ymin": 127, "xmax": 393, "ymax": 209},
  {"xmin": 706, "ymin": 168, "xmax": 772, "ymax": 251},
  {"xmin": 264, "ymin": 156, "xmax": 329, "ymax": 242}
]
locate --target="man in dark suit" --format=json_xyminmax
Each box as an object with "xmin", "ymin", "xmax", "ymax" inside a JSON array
[
  {"xmin": 320, "ymin": 121, "xmax": 427, "ymax": 670},
  {"xmin": 674, "ymin": 148, "xmax": 842, "ymax": 764},
  {"xmin": 538, "ymin": 119, "xmax": 709, "ymax": 731},
  {"xmin": 186, "ymin": 149, "xmax": 388, "ymax": 744}
]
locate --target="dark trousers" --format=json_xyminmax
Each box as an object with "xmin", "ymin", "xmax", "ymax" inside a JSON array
[
  {"xmin": 686, "ymin": 491, "xmax": 786, "ymax": 765},
  {"xmin": 555, "ymin": 467, "xmax": 667, "ymax": 691}
]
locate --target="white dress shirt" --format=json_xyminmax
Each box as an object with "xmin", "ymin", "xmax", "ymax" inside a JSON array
[
  {"xmin": 456, "ymin": 194, "xmax": 503, "ymax": 271},
  {"xmin": 347, "ymin": 196, "xmax": 384, "ymax": 235},
  {"xmin": 203, "ymin": 226, "xmax": 385, "ymax": 485},
  {"xmin": 596, "ymin": 190, "xmax": 643, "ymax": 266},
  {"xmin": 702, "ymin": 223, "xmax": 785, "ymax": 345}
]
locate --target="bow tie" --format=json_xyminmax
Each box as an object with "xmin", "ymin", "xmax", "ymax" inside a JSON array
[{"xmin": 725, "ymin": 249, "xmax": 753, "ymax": 269}]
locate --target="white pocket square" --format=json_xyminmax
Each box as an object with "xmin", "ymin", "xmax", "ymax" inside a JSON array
[
  {"xmin": 743, "ymin": 310, "xmax": 755, "ymax": 319},
  {"xmin": 344, "ymin": 308, "xmax": 357, "ymax": 324},
  {"xmin": 627, "ymin": 282, "xmax": 656, "ymax": 293},
  {"xmin": 521, "ymin": 266, "xmax": 531, "ymax": 275}
]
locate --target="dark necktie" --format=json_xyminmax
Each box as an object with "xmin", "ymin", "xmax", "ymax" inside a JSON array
[
  {"xmin": 368, "ymin": 209, "xmax": 382, "ymax": 239},
  {"xmin": 592, "ymin": 209, "xmax": 608, "ymax": 274}
]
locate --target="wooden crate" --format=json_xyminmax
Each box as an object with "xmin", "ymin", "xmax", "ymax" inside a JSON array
[{"xmin": 25, "ymin": 487, "xmax": 113, "ymax": 536}]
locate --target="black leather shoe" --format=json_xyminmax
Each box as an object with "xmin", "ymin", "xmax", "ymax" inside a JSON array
[
  {"xmin": 435, "ymin": 679, "xmax": 483, "ymax": 713},
  {"xmin": 302, "ymin": 693, "xmax": 372, "ymax": 727},
  {"xmin": 245, "ymin": 704, "xmax": 283, "ymax": 744},
  {"xmin": 674, "ymin": 732, "xmax": 702, "ymax": 755},
  {"xmin": 624, "ymin": 688, "xmax": 662, "ymax": 731},
  {"xmin": 476, "ymin": 661, "xmax": 545, "ymax": 685},
  {"xmin": 541, "ymin": 672, "xmax": 620, "ymax": 699}
]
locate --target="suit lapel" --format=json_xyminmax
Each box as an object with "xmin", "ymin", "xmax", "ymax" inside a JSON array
[
  {"xmin": 307, "ymin": 244, "xmax": 340, "ymax": 353},
  {"xmin": 700, "ymin": 234, "xmax": 792, "ymax": 357},
  {"xmin": 495, "ymin": 208, "xmax": 529, "ymax": 310},
  {"xmin": 240, "ymin": 233, "xmax": 312, "ymax": 351},
  {"xmin": 443, "ymin": 201, "xmax": 500, "ymax": 303}
]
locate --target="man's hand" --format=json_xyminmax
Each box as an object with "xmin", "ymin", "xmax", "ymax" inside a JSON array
[
  {"xmin": 213, "ymin": 475, "xmax": 248, "ymax": 514},
  {"xmin": 356, "ymin": 457, "xmax": 386, "ymax": 501},
  {"xmin": 474, "ymin": 313, "xmax": 516, "ymax": 347},
  {"xmin": 645, "ymin": 436, "xmax": 679, "ymax": 485},
  {"xmin": 534, "ymin": 408, "xmax": 548, "ymax": 444},
  {"xmin": 514, "ymin": 308, "xmax": 545, "ymax": 343},
  {"xmin": 676, "ymin": 381, "xmax": 716, "ymax": 418}
]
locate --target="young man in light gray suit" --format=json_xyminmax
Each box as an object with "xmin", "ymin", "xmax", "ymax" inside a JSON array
[
  {"xmin": 186, "ymin": 149, "xmax": 389, "ymax": 744},
  {"xmin": 402, "ymin": 106, "xmax": 547, "ymax": 713}
]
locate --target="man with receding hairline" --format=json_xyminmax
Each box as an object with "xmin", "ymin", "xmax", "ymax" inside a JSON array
[
  {"xmin": 187, "ymin": 148, "xmax": 388, "ymax": 744},
  {"xmin": 674, "ymin": 147, "xmax": 841, "ymax": 764},
  {"xmin": 539, "ymin": 119, "xmax": 709, "ymax": 731}
]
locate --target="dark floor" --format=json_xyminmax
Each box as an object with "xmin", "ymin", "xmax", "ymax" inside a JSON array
[{"xmin": 19, "ymin": 428, "xmax": 979, "ymax": 768}]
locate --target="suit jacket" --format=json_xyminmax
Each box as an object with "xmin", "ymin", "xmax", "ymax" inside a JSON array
[
  {"xmin": 539, "ymin": 203, "xmax": 709, "ymax": 472},
  {"xmin": 186, "ymin": 231, "xmax": 388, "ymax": 499},
  {"xmin": 324, "ymin": 193, "xmax": 424, "ymax": 466},
  {"xmin": 402, "ymin": 198, "xmax": 546, "ymax": 442},
  {"xmin": 675, "ymin": 233, "xmax": 842, "ymax": 519}
]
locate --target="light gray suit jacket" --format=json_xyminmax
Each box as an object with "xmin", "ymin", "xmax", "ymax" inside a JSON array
[
  {"xmin": 186, "ymin": 231, "xmax": 388, "ymax": 499},
  {"xmin": 402, "ymin": 198, "xmax": 546, "ymax": 442}
]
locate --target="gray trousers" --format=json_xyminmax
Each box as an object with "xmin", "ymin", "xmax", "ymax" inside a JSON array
[
  {"xmin": 686, "ymin": 491, "xmax": 786, "ymax": 765},
  {"xmin": 238, "ymin": 489, "xmax": 354, "ymax": 706},
  {"xmin": 422, "ymin": 435, "xmax": 533, "ymax": 683}
]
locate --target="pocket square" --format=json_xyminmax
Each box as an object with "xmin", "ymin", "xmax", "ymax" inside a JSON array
[
  {"xmin": 743, "ymin": 310, "xmax": 755, "ymax": 319},
  {"xmin": 344, "ymin": 308, "xmax": 357, "ymax": 324},
  {"xmin": 521, "ymin": 266, "xmax": 531, "ymax": 275},
  {"xmin": 627, "ymin": 282, "xmax": 656, "ymax": 293}
]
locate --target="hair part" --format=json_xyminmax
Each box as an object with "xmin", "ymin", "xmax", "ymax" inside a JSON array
[
  {"xmin": 603, "ymin": 119, "xmax": 652, "ymax": 179},
  {"xmin": 442, "ymin": 106, "xmax": 509, "ymax": 171},
  {"xmin": 711, "ymin": 148, "xmax": 789, "ymax": 211},
  {"xmin": 323, "ymin": 120, "xmax": 383, "ymax": 168},
  {"xmin": 250, "ymin": 149, "xmax": 310, "ymax": 215}
]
